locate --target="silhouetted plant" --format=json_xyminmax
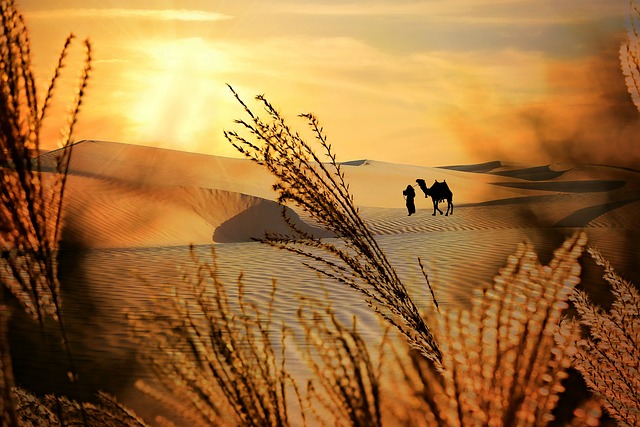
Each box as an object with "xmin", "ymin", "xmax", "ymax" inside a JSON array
[
  {"xmin": 0, "ymin": 0, "xmax": 91, "ymax": 321},
  {"xmin": 387, "ymin": 233, "xmax": 603, "ymax": 426},
  {"xmin": 621, "ymin": 0, "xmax": 640, "ymax": 113},
  {"xmin": 13, "ymin": 388, "xmax": 148, "ymax": 426},
  {"xmin": 433, "ymin": 233, "xmax": 592, "ymax": 425},
  {"xmin": 0, "ymin": 0, "xmax": 92, "ymax": 423},
  {"xmin": 567, "ymin": 3, "xmax": 640, "ymax": 423},
  {"xmin": 296, "ymin": 296, "xmax": 385, "ymax": 427},
  {"xmin": 560, "ymin": 249, "xmax": 640, "ymax": 427},
  {"xmin": 130, "ymin": 247, "xmax": 301, "ymax": 427},
  {"xmin": 224, "ymin": 86, "xmax": 441, "ymax": 366}
]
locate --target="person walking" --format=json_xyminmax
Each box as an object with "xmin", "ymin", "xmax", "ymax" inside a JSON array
[{"xmin": 403, "ymin": 184, "xmax": 416, "ymax": 216}]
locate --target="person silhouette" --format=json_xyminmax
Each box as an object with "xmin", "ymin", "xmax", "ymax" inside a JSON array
[{"xmin": 403, "ymin": 184, "xmax": 416, "ymax": 216}]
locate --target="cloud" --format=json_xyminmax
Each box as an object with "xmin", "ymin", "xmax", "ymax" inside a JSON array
[
  {"xmin": 25, "ymin": 8, "xmax": 232, "ymax": 22},
  {"xmin": 50, "ymin": 31, "xmax": 562, "ymax": 165},
  {"xmin": 446, "ymin": 34, "xmax": 640, "ymax": 168},
  {"xmin": 272, "ymin": 0, "xmax": 623, "ymax": 25}
]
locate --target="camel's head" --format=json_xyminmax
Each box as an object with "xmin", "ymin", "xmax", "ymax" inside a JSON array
[{"xmin": 415, "ymin": 179, "xmax": 429, "ymax": 196}]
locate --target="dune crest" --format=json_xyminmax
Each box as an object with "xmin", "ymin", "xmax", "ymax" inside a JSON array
[
  {"xmin": 41, "ymin": 140, "xmax": 640, "ymax": 248},
  {"xmin": 60, "ymin": 176, "xmax": 286, "ymax": 248}
]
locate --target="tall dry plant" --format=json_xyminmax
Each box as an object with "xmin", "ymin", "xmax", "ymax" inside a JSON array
[
  {"xmin": 224, "ymin": 86, "xmax": 441, "ymax": 366},
  {"xmin": 13, "ymin": 388, "xmax": 147, "ymax": 427},
  {"xmin": 0, "ymin": 0, "xmax": 91, "ymax": 320},
  {"xmin": 296, "ymin": 296, "xmax": 385, "ymax": 427},
  {"xmin": 387, "ymin": 233, "xmax": 603, "ymax": 426},
  {"xmin": 566, "ymin": 2, "xmax": 640, "ymax": 424},
  {"xmin": 621, "ymin": 0, "xmax": 640, "ymax": 113},
  {"xmin": 130, "ymin": 247, "xmax": 301, "ymax": 427},
  {"xmin": 560, "ymin": 249, "xmax": 640, "ymax": 427},
  {"xmin": 0, "ymin": 0, "xmax": 91, "ymax": 423}
]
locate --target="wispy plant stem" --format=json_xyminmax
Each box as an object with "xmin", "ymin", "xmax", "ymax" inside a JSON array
[
  {"xmin": 0, "ymin": 0, "xmax": 92, "ymax": 423},
  {"xmin": 225, "ymin": 85, "xmax": 441, "ymax": 365}
]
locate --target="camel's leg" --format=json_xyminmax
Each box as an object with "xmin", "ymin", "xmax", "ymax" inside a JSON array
[
  {"xmin": 435, "ymin": 200, "xmax": 443, "ymax": 215},
  {"xmin": 432, "ymin": 200, "xmax": 437, "ymax": 216}
]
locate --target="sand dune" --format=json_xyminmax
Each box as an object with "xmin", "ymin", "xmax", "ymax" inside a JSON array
[
  {"xmin": 62, "ymin": 177, "xmax": 259, "ymax": 247},
  {"xmin": 490, "ymin": 164, "xmax": 569, "ymax": 181},
  {"xmin": 42, "ymin": 140, "xmax": 276, "ymax": 198},
  {"xmin": 7, "ymin": 140, "xmax": 639, "ymax": 425},
  {"xmin": 38, "ymin": 140, "xmax": 640, "ymax": 248},
  {"xmin": 32, "ymin": 139, "xmax": 640, "ymax": 323},
  {"xmin": 47, "ymin": 141, "xmax": 322, "ymax": 247},
  {"xmin": 438, "ymin": 160, "xmax": 503, "ymax": 173},
  {"xmin": 492, "ymin": 179, "xmax": 626, "ymax": 192}
]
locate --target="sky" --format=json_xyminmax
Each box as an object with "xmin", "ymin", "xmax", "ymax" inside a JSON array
[{"xmin": 19, "ymin": 0, "xmax": 640, "ymax": 167}]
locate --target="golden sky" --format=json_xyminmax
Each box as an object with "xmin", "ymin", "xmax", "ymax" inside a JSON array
[{"xmin": 19, "ymin": 0, "xmax": 639, "ymax": 166}]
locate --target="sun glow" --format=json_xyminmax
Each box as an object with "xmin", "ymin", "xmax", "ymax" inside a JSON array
[
  {"xmin": 22, "ymin": 0, "xmax": 634, "ymax": 166},
  {"xmin": 127, "ymin": 37, "xmax": 233, "ymax": 153}
]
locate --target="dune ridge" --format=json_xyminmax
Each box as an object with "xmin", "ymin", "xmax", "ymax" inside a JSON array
[
  {"xmin": 36, "ymin": 140, "xmax": 640, "ymax": 248},
  {"xmin": 438, "ymin": 160, "xmax": 503, "ymax": 173},
  {"xmin": 52, "ymin": 141, "xmax": 313, "ymax": 247}
]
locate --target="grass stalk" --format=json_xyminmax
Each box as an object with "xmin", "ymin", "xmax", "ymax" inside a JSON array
[
  {"xmin": 561, "ymin": 249, "xmax": 640, "ymax": 426},
  {"xmin": 0, "ymin": 0, "xmax": 92, "ymax": 423},
  {"xmin": 621, "ymin": 0, "xmax": 640, "ymax": 113},
  {"xmin": 224, "ymin": 85, "xmax": 441, "ymax": 365},
  {"xmin": 130, "ymin": 246, "xmax": 299, "ymax": 427}
]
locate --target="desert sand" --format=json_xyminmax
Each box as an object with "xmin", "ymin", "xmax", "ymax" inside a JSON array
[
  {"xmin": 42, "ymin": 140, "xmax": 640, "ymax": 246},
  {"xmin": 11, "ymin": 140, "xmax": 640, "ymax": 424}
]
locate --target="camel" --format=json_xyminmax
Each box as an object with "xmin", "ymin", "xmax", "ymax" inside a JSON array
[{"xmin": 416, "ymin": 179, "xmax": 454, "ymax": 216}]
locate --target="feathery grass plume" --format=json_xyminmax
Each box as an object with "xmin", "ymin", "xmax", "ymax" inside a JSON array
[
  {"xmin": 385, "ymin": 233, "xmax": 596, "ymax": 426},
  {"xmin": 621, "ymin": 0, "xmax": 640, "ymax": 113},
  {"xmin": 130, "ymin": 246, "xmax": 301, "ymax": 427},
  {"xmin": 13, "ymin": 388, "xmax": 148, "ymax": 426},
  {"xmin": 383, "ymin": 346, "xmax": 445, "ymax": 427},
  {"xmin": 0, "ymin": 0, "xmax": 91, "ymax": 321},
  {"xmin": 224, "ymin": 85, "xmax": 441, "ymax": 365},
  {"xmin": 296, "ymin": 296, "xmax": 385, "ymax": 427},
  {"xmin": 559, "ymin": 249, "xmax": 640, "ymax": 427},
  {"xmin": 0, "ymin": 0, "xmax": 91, "ymax": 422}
]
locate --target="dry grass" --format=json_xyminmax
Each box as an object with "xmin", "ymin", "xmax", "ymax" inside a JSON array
[
  {"xmin": 13, "ymin": 388, "xmax": 147, "ymax": 426},
  {"xmin": 296, "ymin": 296, "xmax": 386, "ymax": 427},
  {"xmin": 222, "ymin": 88, "xmax": 621, "ymax": 426},
  {"xmin": 224, "ymin": 85, "xmax": 441, "ymax": 366},
  {"xmin": 431, "ymin": 233, "xmax": 591, "ymax": 426},
  {"xmin": 129, "ymin": 247, "xmax": 299, "ymax": 427},
  {"xmin": 560, "ymin": 250, "xmax": 640, "ymax": 427},
  {"xmin": 0, "ymin": 6, "xmax": 92, "ymax": 413},
  {"xmin": 621, "ymin": 0, "xmax": 640, "ymax": 113},
  {"xmin": 0, "ymin": 0, "xmax": 90, "ymax": 322},
  {"xmin": 382, "ymin": 233, "xmax": 603, "ymax": 427},
  {"xmin": 0, "ymin": 2, "xmax": 140, "ymax": 426},
  {"xmin": 130, "ymin": 233, "xmax": 616, "ymax": 426},
  {"xmin": 0, "ymin": 305, "xmax": 16, "ymax": 426},
  {"xmin": 131, "ymin": 250, "xmax": 397, "ymax": 427}
]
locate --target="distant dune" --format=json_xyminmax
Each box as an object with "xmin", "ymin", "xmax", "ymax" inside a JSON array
[
  {"xmin": 42, "ymin": 141, "xmax": 320, "ymax": 247},
  {"xmin": 34, "ymin": 140, "xmax": 640, "ymax": 248},
  {"xmin": 438, "ymin": 160, "xmax": 503, "ymax": 173},
  {"xmin": 489, "ymin": 164, "xmax": 569, "ymax": 181}
]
